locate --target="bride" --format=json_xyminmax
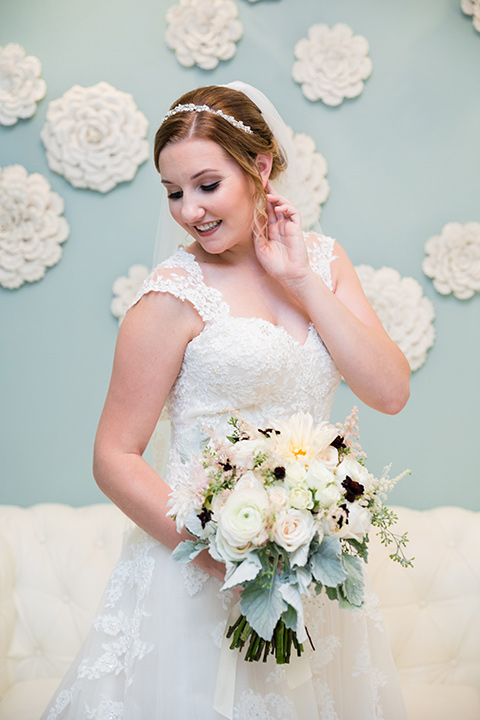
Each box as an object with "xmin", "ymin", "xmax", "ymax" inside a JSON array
[{"xmin": 41, "ymin": 82, "xmax": 410, "ymax": 719}]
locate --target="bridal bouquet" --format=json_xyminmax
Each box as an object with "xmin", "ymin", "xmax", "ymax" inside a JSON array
[{"xmin": 168, "ymin": 409, "xmax": 411, "ymax": 664}]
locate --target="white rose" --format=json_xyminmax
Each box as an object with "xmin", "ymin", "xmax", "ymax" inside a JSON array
[
  {"xmin": 315, "ymin": 483, "xmax": 342, "ymax": 508},
  {"xmin": 335, "ymin": 456, "xmax": 375, "ymax": 494},
  {"xmin": 284, "ymin": 460, "xmax": 307, "ymax": 488},
  {"xmin": 288, "ymin": 486, "xmax": 314, "ymax": 510},
  {"xmin": 216, "ymin": 483, "xmax": 269, "ymax": 548},
  {"xmin": 268, "ymin": 484, "xmax": 289, "ymax": 509},
  {"xmin": 315, "ymin": 445, "xmax": 339, "ymax": 470},
  {"xmin": 230, "ymin": 438, "xmax": 270, "ymax": 469},
  {"xmin": 272, "ymin": 509, "xmax": 315, "ymax": 553},
  {"xmin": 305, "ymin": 459, "xmax": 335, "ymax": 490}
]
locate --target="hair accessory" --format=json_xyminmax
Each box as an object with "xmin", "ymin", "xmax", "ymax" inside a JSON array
[{"xmin": 162, "ymin": 103, "xmax": 253, "ymax": 134}]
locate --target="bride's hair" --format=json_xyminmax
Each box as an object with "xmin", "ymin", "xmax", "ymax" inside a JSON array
[{"xmin": 154, "ymin": 85, "xmax": 287, "ymax": 235}]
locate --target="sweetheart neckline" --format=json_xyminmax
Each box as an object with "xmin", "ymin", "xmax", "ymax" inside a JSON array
[{"xmin": 176, "ymin": 246, "xmax": 315, "ymax": 348}]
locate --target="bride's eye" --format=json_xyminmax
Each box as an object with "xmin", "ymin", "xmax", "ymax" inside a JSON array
[
  {"xmin": 168, "ymin": 190, "xmax": 183, "ymax": 200},
  {"xmin": 201, "ymin": 181, "xmax": 220, "ymax": 193}
]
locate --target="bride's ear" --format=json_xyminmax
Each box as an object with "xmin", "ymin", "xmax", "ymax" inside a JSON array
[{"xmin": 255, "ymin": 154, "xmax": 273, "ymax": 188}]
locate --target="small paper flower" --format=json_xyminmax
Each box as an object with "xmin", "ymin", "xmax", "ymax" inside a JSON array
[
  {"xmin": 461, "ymin": 0, "xmax": 480, "ymax": 32},
  {"xmin": 355, "ymin": 265, "xmax": 435, "ymax": 371},
  {"xmin": 273, "ymin": 127, "xmax": 329, "ymax": 230},
  {"xmin": 0, "ymin": 165, "xmax": 69, "ymax": 289},
  {"xmin": 165, "ymin": 0, "xmax": 243, "ymax": 70},
  {"xmin": 292, "ymin": 23, "xmax": 373, "ymax": 106},
  {"xmin": 0, "ymin": 43, "xmax": 46, "ymax": 126},
  {"xmin": 422, "ymin": 221, "xmax": 480, "ymax": 300},
  {"xmin": 40, "ymin": 82, "xmax": 149, "ymax": 193},
  {"xmin": 111, "ymin": 264, "xmax": 150, "ymax": 323}
]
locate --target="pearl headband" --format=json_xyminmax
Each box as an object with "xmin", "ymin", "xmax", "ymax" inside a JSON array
[{"xmin": 162, "ymin": 103, "xmax": 253, "ymax": 134}]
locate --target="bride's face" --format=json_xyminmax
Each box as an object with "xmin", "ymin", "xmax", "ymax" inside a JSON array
[{"xmin": 158, "ymin": 137, "xmax": 256, "ymax": 255}]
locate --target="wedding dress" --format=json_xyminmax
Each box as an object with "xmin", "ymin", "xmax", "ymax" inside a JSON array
[{"xmin": 41, "ymin": 234, "xmax": 408, "ymax": 720}]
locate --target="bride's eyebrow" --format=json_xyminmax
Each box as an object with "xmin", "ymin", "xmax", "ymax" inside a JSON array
[{"xmin": 161, "ymin": 169, "xmax": 219, "ymax": 185}]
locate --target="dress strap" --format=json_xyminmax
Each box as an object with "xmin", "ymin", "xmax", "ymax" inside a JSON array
[
  {"xmin": 306, "ymin": 233, "xmax": 337, "ymax": 291},
  {"xmin": 128, "ymin": 247, "xmax": 229, "ymax": 323}
]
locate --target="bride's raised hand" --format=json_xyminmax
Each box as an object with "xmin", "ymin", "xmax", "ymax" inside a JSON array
[{"xmin": 253, "ymin": 182, "xmax": 311, "ymax": 285}]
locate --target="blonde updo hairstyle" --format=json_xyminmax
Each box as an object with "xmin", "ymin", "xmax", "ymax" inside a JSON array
[{"xmin": 154, "ymin": 85, "xmax": 287, "ymax": 236}]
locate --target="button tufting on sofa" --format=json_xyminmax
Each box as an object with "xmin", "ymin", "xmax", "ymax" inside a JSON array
[{"xmin": 0, "ymin": 503, "xmax": 479, "ymax": 720}]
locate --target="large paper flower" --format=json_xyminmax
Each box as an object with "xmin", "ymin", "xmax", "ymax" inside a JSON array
[
  {"xmin": 0, "ymin": 44, "xmax": 46, "ymax": 126},
  {"xmin": 422, "ymin": 222, "xmax": 480, "ymax": 300},
  {"xmin": 461, "ymin": 0, "xmax": 480, "ymax": 32},
  {"xmin": 292, "ymin": 23, "xmax": 373, "ymax": 106},
  {"xmin": 40, "ymin": 82, "xmax": 149, "ymax": 193},
  {"xmin": 0, "ymin": 165, "xmax": 69, "ymax": 289},
  {"xmin": 273, "ymin": 127, "xmax": 330, "ymax": 230},
  {"xmin": 166, "ymin": 0, "xmax": 243, "ymax": 70},
  {"xmin": 111, "ymin": 264, "xmax": 150, "ymax": 324},
  {"xmin": 355, "ymin": 265, "xmax": 435, "ymax": 371}
]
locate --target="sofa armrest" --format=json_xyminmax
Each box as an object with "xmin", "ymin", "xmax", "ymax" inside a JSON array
[{"xmin": 0, "ymin": 531, "xmax": 15, "ymax": 697}]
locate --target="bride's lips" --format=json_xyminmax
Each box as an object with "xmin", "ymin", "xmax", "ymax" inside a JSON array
[{"xmin": 194, "ymin": 220, "xmax": 222, "ymax": 236}]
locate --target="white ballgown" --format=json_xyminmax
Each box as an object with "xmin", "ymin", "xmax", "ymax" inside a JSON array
[{"xmin": 41, "ymin": 234, "xmax": 408, "ymax": 720}]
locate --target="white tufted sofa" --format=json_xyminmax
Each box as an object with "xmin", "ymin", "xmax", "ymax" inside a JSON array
[{"xmin": 0, "ymin": 504, "xmax": 479, "ymax": 720}]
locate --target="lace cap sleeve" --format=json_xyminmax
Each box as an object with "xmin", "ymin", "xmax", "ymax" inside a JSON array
[
  {"xmin": 306, "ymin": 232, "xmax": 337, "ymax": 291},
  {"xmin": 127, "ymin": 247, "xmax": 228, "ymax": 323}
]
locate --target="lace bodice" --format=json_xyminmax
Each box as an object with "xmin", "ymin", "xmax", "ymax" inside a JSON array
[{"xmin": 131, "ymin": 234, "xmax": 342, "ymax": 484}]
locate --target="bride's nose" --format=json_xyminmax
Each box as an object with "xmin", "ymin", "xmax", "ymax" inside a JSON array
[{"xmin": 181, "ymin": 193, "xmax": 205, "ymax": 224}]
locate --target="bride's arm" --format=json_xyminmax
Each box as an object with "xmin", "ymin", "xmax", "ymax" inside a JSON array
[
  {"xmin": 255, "ymin": 186, "xmax": 410, "ymax": 415},
  {"xmin": 93, "ymin": 291, "xmax": 225, "ymax": 581}
]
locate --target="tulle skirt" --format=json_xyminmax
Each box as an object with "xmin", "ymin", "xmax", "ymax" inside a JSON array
[{"xmin": 41, "ymin": 525, "xmax": 408, "ymax": 720}]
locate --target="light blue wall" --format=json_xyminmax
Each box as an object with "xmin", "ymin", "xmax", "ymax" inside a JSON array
[{"xmin": 1, "ymin": 0, "xmax": 479, "ymax": 509}]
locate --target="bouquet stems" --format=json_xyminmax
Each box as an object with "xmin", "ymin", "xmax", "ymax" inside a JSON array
[{"xmin": 227, "ymin": 615, "xmax": 304, "ymax": 664}]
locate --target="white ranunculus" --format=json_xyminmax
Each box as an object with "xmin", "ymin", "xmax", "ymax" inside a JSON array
[
  {"xmin": 335, "ymin": 456, "xmax": 375, "ymax": 494},
  {"xmin": 288, "ymin": 486, "xmax": 314, "ymax": 511},
  {"xmin": 216, "ymin": 482, "xmax": 269, "ymax": 548},
  {"xmin": 272, "ymin": 509, "xmax": 315, "ymax": 553},
  {"xmin": 268, "ymin": 484, "xmax": 289, "ymax": 509},
  {"xmin": 213, "ymin": 529, "xmax": 255, "ymax": 562}
]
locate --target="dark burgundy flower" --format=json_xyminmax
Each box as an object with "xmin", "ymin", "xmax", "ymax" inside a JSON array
[
  {"xmin": 337, "ymin": 504, "xmax": 349, "ymax": 528},
  {"xmin": 274, "ymin": 466, "xmax": 286, "ymax": 480},
  {"xmin": 331, "ymin": 435, "xmax": 347, "ymax": 449},
  {"xmin": 198, "ymin": 508, "xmax": 213, "ymax": 529},
  {"xmin": 342, "ymin": 475, "xmax": 364, "ymax": 503}
]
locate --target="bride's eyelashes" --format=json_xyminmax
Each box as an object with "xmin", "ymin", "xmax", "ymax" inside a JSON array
[
  {"xmin": 167, "ymin": 181, "xmax": 221, "ymax": 201},
  {"xmin": 201, "ymin": 181, "xmax": 221, "ymax": 192}
]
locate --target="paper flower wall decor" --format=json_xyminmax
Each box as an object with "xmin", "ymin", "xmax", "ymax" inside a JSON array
[
  {"xmin": 292, "ymin": 23, "xmax": 373, "ymax": 106},
  {"xmin": 111, "ymin": 264, "xmax": 150, "ymax": 324},
  {"xmin": 355, "ymin": 265, "xmax": 435, "ymax": 372},
  {"xmin": 461, "ymin": 0, "xmax": 480, "ymax": 32},
  {"xmin": 422, "ymin": 222, "xmax": 480, "ymax": 300},
  {"xmin": 0, "ymin": 43, "xmax": 46, "ymax": 126},
  {"xmin": 0, "ymin": 165, "xmax": 69, "ymax": 289},
  {"xmin": 165, "ymin": 0, "xmax": 243, "ymax": 70},
  {"xmin": 273, "ymin": 127, "xmax": 330, "ymax": 230},
  {"xmin": 40, "ymin": 82, "xmax": 149, "ymax": 193}
]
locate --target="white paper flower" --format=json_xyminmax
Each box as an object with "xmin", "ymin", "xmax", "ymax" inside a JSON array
[
  {"xmin": 40, "ymin": 82, "xmax": 149, "ymax": 193},
  {"xmin": 292, "ymin": 23, "xmax": 373, "ymax": 106},
  {"xmin": 0, "ymin": 44, "xmax": 46, "ymax": 126},
  {"xmin": 355, "ymin": 265, "xmax": 435, "ymax": 372},
  {"xmin": 111, "ymin": 264, "xmax": 150, "ymax": 323},
  {"xmin": 165, "ymin": 0, "xmax": 243, "ymax": 70},
  {"xmin": 422, "ymin": 222, "xmax": 480, "ymax": 300},
  {"xmin": 273, "ymin": 127, "xmax": 330, "ymax": 230},
  {"xmin": 0, "ymin": 165, "xmax": 69, "ymax": 289},
  {"xmin": 461, "ymin": 0, "xmax": 480, "ymax": 32}
]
